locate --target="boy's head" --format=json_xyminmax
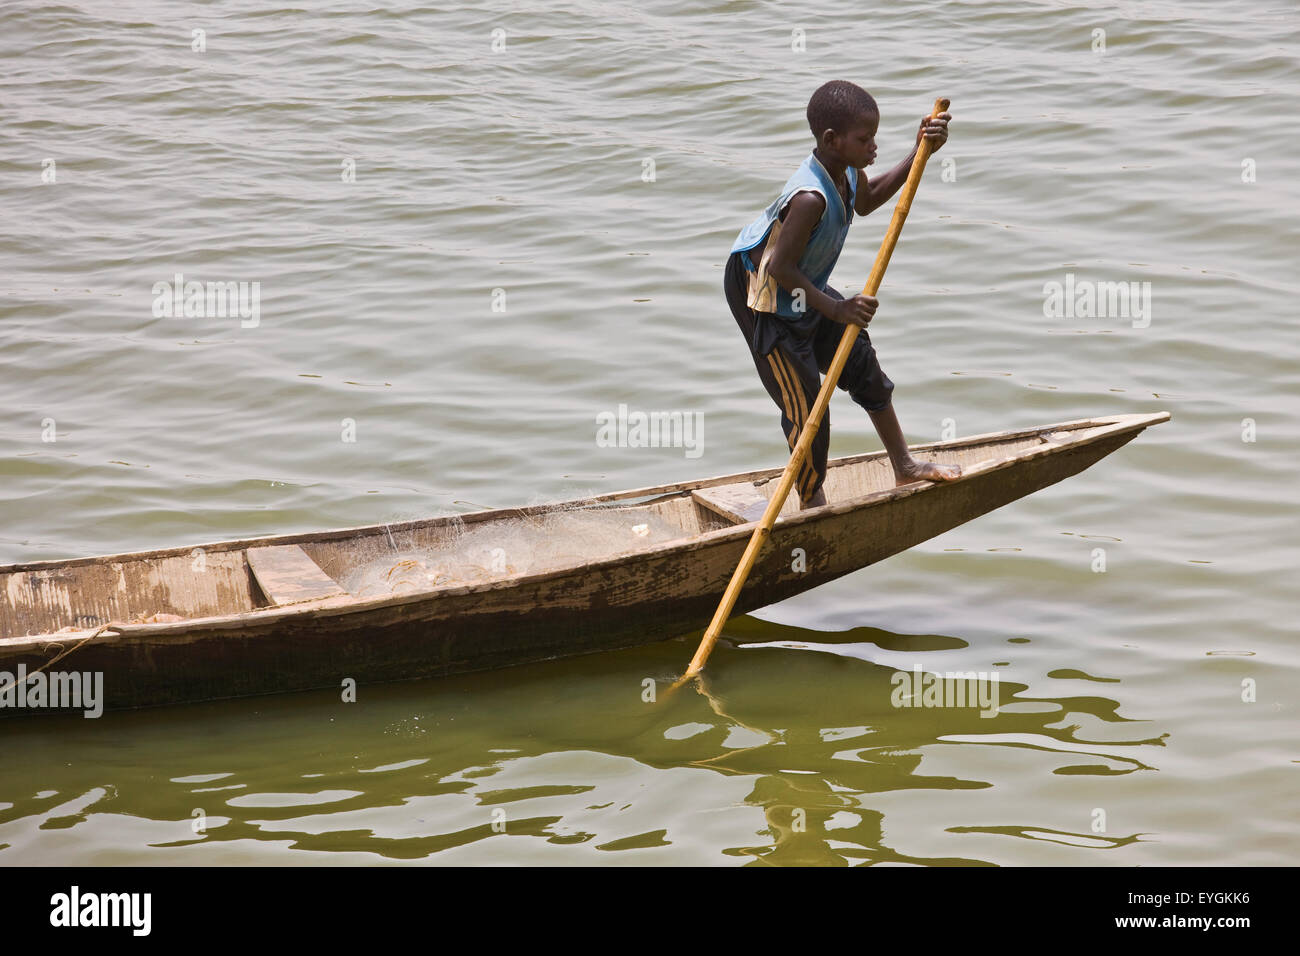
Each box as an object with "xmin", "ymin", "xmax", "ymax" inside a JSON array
[{"xmin": 807, "ymin": 80, "xmax": 879, "ymax": 168}]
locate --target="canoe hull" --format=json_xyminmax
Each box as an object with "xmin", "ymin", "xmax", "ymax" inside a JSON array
[{"xmin": 0, "ymin": 422, "xmax": 1147, "ymax": 711}]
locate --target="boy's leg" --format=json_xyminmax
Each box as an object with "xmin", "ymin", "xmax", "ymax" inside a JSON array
[
  {"xmin": 810, "ymin": 290, "xmax": 961, "ymax": 486},
  {"xmin": 724, "ymin": 254, "xmax": 831, "ymax": 506},
  {"xmin": 761, "ymin": 343, "xmax": 831, "ymax": 506}
]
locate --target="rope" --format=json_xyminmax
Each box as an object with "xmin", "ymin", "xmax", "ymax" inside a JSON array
[{"xmin": 0, "ymin": 623, "xmax": 120, "ymax": 697}]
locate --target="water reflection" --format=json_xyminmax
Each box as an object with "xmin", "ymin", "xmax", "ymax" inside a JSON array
[{"xmin": 0, "ymin": 617, "xmax": 1168, "ymax": 865}]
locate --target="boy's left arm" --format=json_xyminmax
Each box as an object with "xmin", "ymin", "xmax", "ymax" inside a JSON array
[{"xmin": 854, "ymin": 111, "xmax": 950, "ymax": 216}]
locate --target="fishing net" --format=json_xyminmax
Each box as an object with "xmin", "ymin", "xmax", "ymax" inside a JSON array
[{"xmin": 341, "ymin": 506, "xmax": 683, "ymax": 598}]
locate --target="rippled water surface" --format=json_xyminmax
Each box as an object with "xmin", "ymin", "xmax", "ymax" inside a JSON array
[{"xmin": 1, "ymin": 0, "xmax": 1297, "ymax": 865}]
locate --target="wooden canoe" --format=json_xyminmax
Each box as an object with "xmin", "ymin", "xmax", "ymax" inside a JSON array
[{"xmin": 0, "ymin": 412, "xmax": 1168, "ymax": 713}]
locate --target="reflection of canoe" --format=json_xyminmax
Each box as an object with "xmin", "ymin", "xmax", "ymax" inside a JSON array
[{"xmin": 0, "ymin": 412, "xmax": 1168, "ymax": 713}]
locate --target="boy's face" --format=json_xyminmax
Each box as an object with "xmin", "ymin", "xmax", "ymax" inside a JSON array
[{"xmin": 824, "ymin": 110, "xmax": 880, "ymax": 169}]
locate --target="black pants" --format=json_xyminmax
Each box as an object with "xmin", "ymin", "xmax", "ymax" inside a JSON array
[{"xmin": 724, "ymin": 250, "xmax": 894, "ymax": 502}]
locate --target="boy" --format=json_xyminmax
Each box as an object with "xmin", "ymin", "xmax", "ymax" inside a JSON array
[{"xmin": 724, "ymin": 79, "xmax": 960, "ymax": 509}]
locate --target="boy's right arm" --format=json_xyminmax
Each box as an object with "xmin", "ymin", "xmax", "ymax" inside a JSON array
[{"xmin": 767, "ymin": 192, "xmax": 878, "ymax": 328}]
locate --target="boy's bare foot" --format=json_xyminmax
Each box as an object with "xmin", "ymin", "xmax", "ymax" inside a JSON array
[
  {"xmin": 868, "ymin": 405, "xmax": 963, "ymax": 489},
  {"xmin": 800, "ymin": 487, "xmax": 828, "ymax": 510},
  {"xmin": 894, "ymin": 458, "xmax": 961, "ymax": 486}
]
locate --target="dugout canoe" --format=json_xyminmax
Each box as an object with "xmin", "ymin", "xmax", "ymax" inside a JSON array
[{"xmin": 0, "ymin": 411, "xmax": 1168, "ymax": 714}]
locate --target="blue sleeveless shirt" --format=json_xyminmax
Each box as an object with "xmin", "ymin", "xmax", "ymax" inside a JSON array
[{"xmin": 730, "ymin": 151, "xmax": 856, "ymax": 322}]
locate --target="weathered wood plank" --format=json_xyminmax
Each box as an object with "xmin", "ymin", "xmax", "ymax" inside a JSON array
[
  {"xmin": 246, "ymin": 545, "xmax": 345, "ymax": 606},
  {"xmin": 692, "ymin": 483, "xmax": 770, "ymax": 524}
]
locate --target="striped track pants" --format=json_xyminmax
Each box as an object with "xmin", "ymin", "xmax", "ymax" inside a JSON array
[{"xmin": 724, "ymin": 251, "xmax": 894, "ymax": 503}]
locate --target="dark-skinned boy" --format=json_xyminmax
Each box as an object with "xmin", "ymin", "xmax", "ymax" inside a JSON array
[{"xmin": 725, "ymin": 80, "xmax": 960, "ymax": 508}]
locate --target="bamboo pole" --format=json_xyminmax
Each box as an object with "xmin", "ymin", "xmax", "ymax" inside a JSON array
[{"xmin": 675, "ymin": 97, "xmax": 950, "ymax": 688}]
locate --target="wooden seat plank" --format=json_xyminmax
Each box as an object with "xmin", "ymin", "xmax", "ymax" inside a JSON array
[
  {"xmin": 693, "ymin": 482, "xmax": 779, "ymax": 524},
  {"xmin": 246, "ymin": 545, "xmax": 345, "ymax": 606}
]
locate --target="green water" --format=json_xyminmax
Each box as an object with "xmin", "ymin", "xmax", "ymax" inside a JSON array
[{"xmin": 1, "ymin": 0, "xmax": 1296, "ymax": 864}]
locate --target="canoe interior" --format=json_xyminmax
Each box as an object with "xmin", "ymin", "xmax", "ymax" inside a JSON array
[{"xmin": 0, "ymin": 417, "xmax": 1142, "ymax": 641}]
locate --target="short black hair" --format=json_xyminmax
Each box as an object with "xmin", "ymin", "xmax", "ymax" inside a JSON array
[{"xmin": 807, "ymin": 80, "xmax": 878, "ymax": 139}]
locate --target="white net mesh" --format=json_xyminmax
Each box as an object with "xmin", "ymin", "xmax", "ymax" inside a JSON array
[{"xmin": 341, "ymin": 507, "xmax": 683, "ymax": 598}]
